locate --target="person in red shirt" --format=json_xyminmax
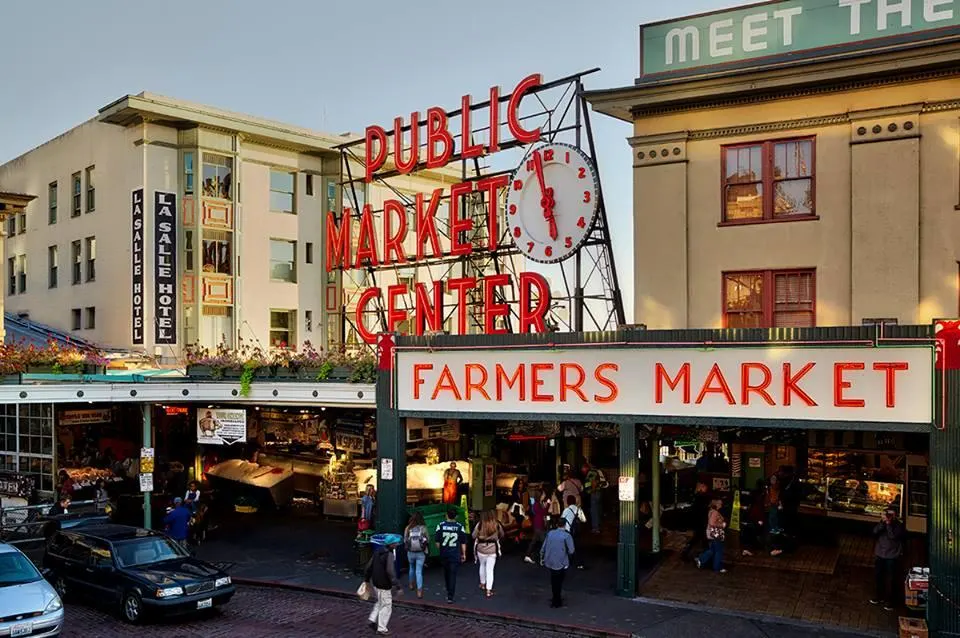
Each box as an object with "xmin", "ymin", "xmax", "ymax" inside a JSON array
[{"xmin": 524, "ymin": 488, "xmax": 551, "ymax": 565}]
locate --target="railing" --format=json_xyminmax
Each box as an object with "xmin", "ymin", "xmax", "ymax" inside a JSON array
[{"xmin": 0, "ymin": 499, "xmax": 102, "ymax": 544}]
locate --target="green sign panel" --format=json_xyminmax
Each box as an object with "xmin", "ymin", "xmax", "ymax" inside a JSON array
[{"xmin": 641, "ymin": 0, "xmax": 960, "ymax": 78}]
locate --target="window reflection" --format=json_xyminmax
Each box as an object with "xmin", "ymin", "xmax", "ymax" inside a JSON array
[
  {"xmin": 202, "ymin": 154, "xmax": 233, "ymax": 199},
  {"xmin": 202, "ymin": 239, "xmax": 232, "ymax": 275}
]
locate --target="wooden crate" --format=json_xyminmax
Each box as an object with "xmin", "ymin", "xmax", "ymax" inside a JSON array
[{"xmin": 899, "ymin": 617, "xmax": 928, "ymax": 638}]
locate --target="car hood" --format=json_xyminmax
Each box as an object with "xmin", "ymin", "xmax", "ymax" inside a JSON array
[
  {"xmin": 129, "ymin": 559, "xmax": 222, "ymax": 586},
  {"xmin": 0, "ymin": 580, "xmax": 58, "ymax": 617}
]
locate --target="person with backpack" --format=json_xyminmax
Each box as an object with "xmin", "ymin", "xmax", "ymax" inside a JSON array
[
  {"xmin": 364, "ymin": 534, "xmax": 403, "ymax": 635},
  {"xmin": 560, "ymin": 494, "xmax": 586, "ymax": 569},
  {"xmin": 583, "ymin": 462, "xmax": 609, "ymax": 534},
  {"xmin": 434, "ymin": 507, "xmax": 467, "ymax": 604},
  {"xmin": 472, "ymin": 509, "xmax": 505, "ymax": 597},
  {"xmin": 404, "ymin": 511, "xmax": 429, "ymax": 599}
]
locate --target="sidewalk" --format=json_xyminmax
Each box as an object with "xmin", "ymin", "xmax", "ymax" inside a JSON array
[{"xmin": 195, "ymin": 511, "xmax": 889, "ymax": 638}]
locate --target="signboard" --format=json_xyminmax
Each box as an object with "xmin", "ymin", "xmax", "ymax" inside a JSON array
[
  {"xmin": 935, "ymin": 319, "xmax": 960, "ymax": 370},
  {"xmin": 335, "ymin": 431, "xmax": 365, "ymax": 454},
  {"xmin": 326, "ymin": 74, "xmax": 553, "ymax": 343},
  {"xmin": 0, "ymin": 473, "xmax": 33, "ymax": 499},
  {"xmin": 640, "ymin": 0, "xmax": 960, "ymax": 79},
  {"xmin": 484, "ymin": 464, "xmax": 494, "ymax": 497},
  {"xmin": 381, "ymin": 458, "xmax": 394, "ymax": 481},
  {"xmin": 713, "ymin": 477, "xmax": 731, "ymax": 492},
  {"xmin": 748, "ymin": 457, "xmax": 762, "ymax": 468},
  {"xmin": 197, "ymin": 409, "xmax": 247, "ymax": 445},
  {"xmin": 59, "ymin": 409, "xmax": 112, "ymax": 426},
  {"xmin": 140, "ymin": 447, "xmax": 155, "ymax": 474},
  {"xmin": 131, "ymin": 188, "xmax": 145, "ymax": 344},
  {"xmin": 618, "ymin": 476, "xmax": 635, "ymax": 502},
  {"xmin": 397, "ymin": 346, "xmax": 933, "ymax": 424},
  {"xmin": 153, "ymin": 191, "xmax": 177, "ymax": 344},
  {"xmin": 139, "ymin": 473, "xmax": 153, "ymax": 492}
]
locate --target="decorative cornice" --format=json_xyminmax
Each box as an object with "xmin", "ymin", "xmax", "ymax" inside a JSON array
[{"xmin": 688, "ymin": 115, "xmax": 849, "ymax": 141}]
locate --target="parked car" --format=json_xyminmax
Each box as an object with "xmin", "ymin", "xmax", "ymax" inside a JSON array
[
  {"xmin": 0, "ymin": 542, "xmax": 63, "ymax": 637},
  {"xmin": 43, "ymin": 524, "xmax": 235, "ymax": 624}
]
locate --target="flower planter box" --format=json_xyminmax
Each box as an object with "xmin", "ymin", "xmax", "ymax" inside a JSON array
[
  {"xmin": 0, "ymin": 374, "xmax": 22, "ymax": 385},
  {"xmin": 271, "ymin": 367, "xmax": 302, "ymax": 380},
  {"xmin": 186, "ymin": 365, "xmax": 214, "ymax": 378},
  {"xmin": 25, "ymin": 365, "xmax": 59, "ymax": 374}
]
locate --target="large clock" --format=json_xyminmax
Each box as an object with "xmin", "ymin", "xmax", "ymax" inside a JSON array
[{"xmin": 505, "ymin": 142, "xmax": 600, "ymax": 264}]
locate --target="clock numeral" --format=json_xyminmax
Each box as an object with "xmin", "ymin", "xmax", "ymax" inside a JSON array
[
  {"xmin": 577, "ymin": 217, "xmax": 587, "ymax": 229},
  {"xmin": 513, "ymin": 179, "xmax": 523, "ymax": 191},
  {"xmin": 527, "ymin": 241, "xmax": 535, "ymax": 253},
  {"xmin": 545, "ymin": 245, "xmax": 553, "ymax": 258},
  {"xmin": 565, "ymin": 236, "xmax": 573, "ymax": 249},
  {"xmin": 544, "ymin": 149, "xmax": 554, "ymax": 162},
  {"xmin": 578, "ymin": 167, "xmax": 586, "ymax": 179},
  {"xmin": 512, "ymin": 227, "xmax": 521, "ymax": 238},
  {"xmin": 508, "ymin": 204, "xmax": 517, "ymax": 215},
  {"xmin": 565, "ymin": 152, "xmax": 570, "ymax": 164},
  {"xmin": 583, "ymin": 190, "xmax": 591, "ymax": 203},
  {"xmin": 525, "ymin": 159, "xmax": 535, "ymax": 172}
]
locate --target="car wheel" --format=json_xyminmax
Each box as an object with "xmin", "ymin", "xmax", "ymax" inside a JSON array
[
  {"xmin": 53, "ymin": 575, "xmax": 69, "ymax": 602},
  {"xmin": 121, "ymin": 590, "xmax": 143, "ymax": 624}
]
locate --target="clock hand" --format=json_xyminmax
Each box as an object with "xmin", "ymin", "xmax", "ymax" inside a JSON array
[
  {"xmin": 532, "ymin": 150, "xmax": 547, "ymax": 196},
  {"xmin": 533, "ymin": 150, "xmax": 558, "ymax": 240}
]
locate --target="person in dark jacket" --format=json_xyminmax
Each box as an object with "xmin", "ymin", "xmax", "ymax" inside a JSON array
[
  {"xmin": 541, "ymin": 516, "xmax": 576, "ymax": 608},
  {"xmin": 871, "ymin": 507, "xmax": 907, "ymax": 610},
  {"xmin": 365, "ymin": 535, "xmax": 402, "ymax": 635},
  {"xmin": 683, "ymin": 482, "xmax": 710, "ymax": 561},
  {"xmin": 163, "ymin": 498, "xmax": 191, "ymax": 549},
  {"xmin": 434, "ymin": 507, "xmax": 467, "ymax": 603}
]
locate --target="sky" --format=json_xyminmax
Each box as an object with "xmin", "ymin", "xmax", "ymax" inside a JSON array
[{"xmin": 0, "ymin": 0, "xmax": 735, "ymax": 322}]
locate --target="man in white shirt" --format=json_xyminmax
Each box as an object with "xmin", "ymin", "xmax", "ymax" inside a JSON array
[{"xmin": 560, "ymin": 495, "xmax": 586, "ymax": 569}]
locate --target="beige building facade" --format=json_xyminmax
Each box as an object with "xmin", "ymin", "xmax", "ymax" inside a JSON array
[
  {"xmin": 0, "ymin": 93, "xmax": 489, "ymax": 357},
  {"xmin": 589, "ymin": 28, "xmax": 960, "ymax": 331}
]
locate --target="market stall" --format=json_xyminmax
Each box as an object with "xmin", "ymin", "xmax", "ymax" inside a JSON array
[{"xmin": 205, "ymin": 459, "xmax": 294, "ymax": 511}]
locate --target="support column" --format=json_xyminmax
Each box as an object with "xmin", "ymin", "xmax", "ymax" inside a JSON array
[
  {"xmin": 375, "ymin": 367, "xmax": 406, "ymax": 534},
  {"xmin": 141, "ymin": 404, "xmax": 152, "ymax": 529},
  {"xmin": 651, "ymin": 434, "xmax": 661, "ymax": 554},
  {"xmin": 617, "ymin": 422, "xmax": 638, "ymax": 597}
]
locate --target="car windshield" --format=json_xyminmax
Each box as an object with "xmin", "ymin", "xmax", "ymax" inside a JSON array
[
  {"xmin": 0, "ymin": 551, "xmax": 42, "ymax": 586},
  {"xmin": 114, "ymin": 537, "xmax": 187, "ymax": 568}
]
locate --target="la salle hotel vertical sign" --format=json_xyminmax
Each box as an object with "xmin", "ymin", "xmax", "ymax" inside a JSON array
[
  {"xmin": 153, "ymin": 192, "xmax": 177, "ymax": 344},
  {"xmin": 131, "ymin": 189, "xmax": 145, "ymax": 344}
]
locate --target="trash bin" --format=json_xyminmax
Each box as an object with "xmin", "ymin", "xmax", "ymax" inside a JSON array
[
  {"xmin": 354, "ymin": 529, "xmax": 374, "ymax": 574},
  {"xmin": 407, "ymin": 504, "xmax": 467, "ymax": 558}
]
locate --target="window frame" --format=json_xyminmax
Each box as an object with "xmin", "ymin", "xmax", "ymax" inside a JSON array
[
  {"xmin": 7, "ymin": 257, "xmax": 15, "ymax": 296},
  {"xmin": 85, "ymin": 166, "xmax": 95, "ymax": 212},
  {"xmin": 16, "ymin": 254, "xmax": 26, "ymax": 294},
  {"xmin": 71, "ymin": 240, "xmax": 82, "ymax": 285},
  {"xmin": 85, "ymin": 307, "xmax": 96, "ymax": 330},
  {"xmin": 720, "ymin": 136, "xmax": 818, "ymax": 226},
  {"xmin": 721, "ymin": 268, "xmax": 817, "ymax": 329},
  {"xmin": 17, "ymin": 211, "xmax": 25, "ymax": 235},
  {"xmin": 71, "ymin": 172, "xmax": 81, "ymax": 217},
  {"xmin": 269, "ymin": 238, "xmax": 297, "ymax": 283},
  {"xmin": 269, "ymin": 169, "xmax": 296, "ymax": 214},
  {"xmin": 269, "ymin": 309, "xmax": 297, "ymax": 349},
  {"xmin": 48, "ymin": 245, "xmax": 58, "ymax": 289},
  {"xmin": 85, "ymin": 237, "xmax": 96, "ymax": 282},
  {"xmin": 71, "ymin": 308, "xmax": 82, "ymax": 331},
  {"xmin": 48, "ymin": 181, "xmax": 57, "ymax": 225}
]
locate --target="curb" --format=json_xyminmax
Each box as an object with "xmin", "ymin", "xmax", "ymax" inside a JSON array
[{"xmin": 233, "ymin": 576, "xmax": 633, "ymax": 637}]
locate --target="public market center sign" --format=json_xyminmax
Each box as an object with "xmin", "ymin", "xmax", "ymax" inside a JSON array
[
  {"xmin": 396, "ymin": 346, "xmax": 933, "ymax": 424},
  {"xmin": 640, "ymin": 0, "xmax": 960, "ymax": 78}
]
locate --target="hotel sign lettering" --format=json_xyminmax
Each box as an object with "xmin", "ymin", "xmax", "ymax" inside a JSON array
[
  {"xmin": 131, "ymin": 189, "xmax": 145, "ymax": 345},
  {"xmin": 153, "ymin": 191, "xmax": 177, "ymax": 345},
  {"xmin": 397, "ymin": 346, "xmax": 934, "ymax": 424},
  {"xmin": 640, "ymin": 0, "xmax": 960, "ymax": 77}
]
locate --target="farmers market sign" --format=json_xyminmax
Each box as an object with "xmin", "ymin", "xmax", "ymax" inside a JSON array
[{"xmin": 640, "ymin": 0, "xmax": 960, "ymax": 78}]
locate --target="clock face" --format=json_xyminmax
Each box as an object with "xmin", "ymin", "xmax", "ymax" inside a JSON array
[{"xmin": 505, "ymin": 142, "xmax": 599, "ymax": 264}]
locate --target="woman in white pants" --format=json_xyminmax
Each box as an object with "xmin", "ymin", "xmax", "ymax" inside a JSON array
[{"xmin": 472, "ymin": 510, "xmax": 505, "ymax": 597}]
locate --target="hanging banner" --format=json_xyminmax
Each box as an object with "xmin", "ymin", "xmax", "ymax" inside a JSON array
[
  {"xmin": 154, "ymin": 191, "xmax": 177, "ymax": 344},
  {"xmin": 197, "ymin": 409, "xmax": 247, "ymax": 445},
  {"xmin": 131, "ymin": 188, "xmax": 145, "ymax": 344}
]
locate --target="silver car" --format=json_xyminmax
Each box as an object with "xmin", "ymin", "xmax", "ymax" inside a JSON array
[{"xmin": 0, "ymin": 543, "xmax": 63, "ymax": 638}]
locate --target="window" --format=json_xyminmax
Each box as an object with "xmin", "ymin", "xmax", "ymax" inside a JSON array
[
  {"xmin": 397, "ymin": 267, "xmax": 416, "ymax": 290},
  {"xmin": 270, "ymin": 170, "xmax": 296, "ymax": 213},
  {"xmin": 185, "ymin": 230, "xmax": 195, "ymax": 272},
  {"xmin": 16, "ymin": 255, "xmax": 25, "ymax": 294},
  {"xmin": 48, "ymin": 246, "xmax": 58, "ymax": 289},
  {"xmin": 305, "ymin": 174, "xmax": 314, "ymax": 196},
  {"xmin": 72, "ymin": 172, "xmax": 81, "ymax": 217},
  {"xmin": 17, "ymin": 211, "xmax": 25, "ymax": 235},
  {"xmin": 6, "ymin": 214, "xmax": 14, "ymax": 236},
  {"xmin": 722, "ymin": 137, "xmax": 815, "ymax": 223},
  {"xmin": 201, "ymin": 237, "xmax": 232, "ymax": 275},
  {"xmin": 723, "ymin": 269, "xmax": 815, "ymax": 328},
  {"xmin": 7, "ymin": 257, "xmax": 14, "ymax": 295},
  {"xmin": 71, "ymin": 308, "xmax": 81, "ymax": 330},
  {"xmin": 269, "ymin": 309, "xmax": 296, "ymax": 348},
  {"xmin": 85, "ymin": 166, "xmax": 95, "ymax": 212},
  {"xmin": 48, "ymin": 181, "xmax": 57, "ymax": 224},
  {"xmin": 305, "ymin": 310, "xmax": 313, "ymax": 332},
  {"xmin": 0, "ymin": 404, "xmax": 55, "ymax": 494},
  {"xmin": 184, "ymin": 152, "xmax": 195, "ymax": 195},
  {"xmin": 270, "ymin": 239, "xmax": 297, "ymax": 282},
  {"xmin": 85, "ymin": 307, "xmax": 96, "ymax": 330},
  {"xmin": 85, "ymin": 237, "xmax": 96, "ymax": 282},
  {"xmin": 71, "ymin": 240, "xmax": 81, "ymax": 284},
  {"xmin": 202, "ymin": 154, "xmax": 232, "ymax": 199},
  {"xmin": 305, "ymin": 242, "xmax": 314, "ymax": 264}
]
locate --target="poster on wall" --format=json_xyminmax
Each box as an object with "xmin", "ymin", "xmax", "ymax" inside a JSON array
[
  {"xmin": 335, "ymin": 431, "xmax": 365, "ymax": 454},
  {"xmin": 131, "ymin": 188, "xmax": 145, "ymax": 344},
  {"xmin": 153, "ymin": 191, "xmax": 177, "ymax": 345},
  {"xmin": 59, "ymin": 409, "xmax": 112, "ymax": 426},
  {"xmin": 484, "ymin": 464, "xmax": 494, "ymax": 497},
  {"xmin": 197, "ymin": 409, "xmax": 247, "ymax": 445}
]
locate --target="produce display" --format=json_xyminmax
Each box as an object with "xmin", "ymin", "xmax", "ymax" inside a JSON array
[{"xmin": 63, "ymin": 467, "xmax": 122, "ymax": 490}]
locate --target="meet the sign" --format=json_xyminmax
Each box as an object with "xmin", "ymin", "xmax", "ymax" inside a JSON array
[
  {"xmin": 640, "ymin": 0, "xmax": 960, "ymax": 78},
  {"xmin": 397, "ymin": 346, "xmax": 933, "ymax": 424},
  {"xmin": 154, "ymin": 191, "xmax": 177, "ymax": 344},
  {"xmin": 198, "ymin": 408, "xmax": 247, "ymax": 445},
  {"xmin": 131, "ymin": 189, "xmax": 145, "ymax": 345}
]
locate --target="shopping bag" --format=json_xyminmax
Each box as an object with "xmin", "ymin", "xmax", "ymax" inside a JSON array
[{"xmin": 357, "ymin": 581, "xmax": 372, "ymax": 601}]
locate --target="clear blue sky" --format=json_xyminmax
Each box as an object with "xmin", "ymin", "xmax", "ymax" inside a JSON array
[{"xmin": 0, "ymin": 0, "xmax": 734, "ymax": 320}]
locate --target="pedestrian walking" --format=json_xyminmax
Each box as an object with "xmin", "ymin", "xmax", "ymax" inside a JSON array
[
  {"xmin": 695, "ymin": 499, "xmax": 727, "ymax": 573},
  {"xmin": 583, "ymin": 462, "xmax": 609, "ymax": 534},
  {"xmin": 360, "ymin": 485, "xmax": 376, "ymax": 530},
  {"xmin": 524, "ymin": 489, "xmax": 550, "ymax": 565},
  {"xmin": 472, "ymin": 510, "xmax": 504, "ymax": 597},
  {"xmin": 870, "ymin": 507, "xmax": 906, "ymax": 611},
  {"xmin": 434, "ymin": 507, "xmax": 467, "ymax": 603},
  {"xmin": 560, "ymin": 494, "xmax": 586, "ymax": 569},
  {"xmin": 404, "ymin": 511, "xmax": 429, "ymax": 599},
  {"xmin": 541, "ymin": 517, "xmax": 575, "ymax": 608},
  {"xmin": 766, "ymin": 474, "xmax": 783, "ymax": 534},
  {"xmin": 163, "ymin": 497, "xmax": 192, "ymax": 553},
  {"xmin": 683, "ymin": 482, "xmax": 710, "ymax": 561},
  {"xmin": 365, "ymin": 534, "xmax": 403, "ymax": 635},
  {"xmin": 558, "ymin": 470, "xmax": 583, "ymax": 507}
]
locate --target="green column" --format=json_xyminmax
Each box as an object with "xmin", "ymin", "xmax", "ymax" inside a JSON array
[
  {"xmin": 617, "ymin": 422, "xmax": 638, "ymax": 597},
  {"xmin": 141, "ymin": 404, "xmax": 152, "ymax": 530},
  {"xmin": 375, "ymin": 367, "xmax": 406, "ymax": 533},
  {"xmin": 651, "ymin": 435, "xmax": 661, "ymax": 554}
]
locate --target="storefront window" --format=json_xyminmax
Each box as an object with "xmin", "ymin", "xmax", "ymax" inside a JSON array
[
  {"xmin": 202, "ymin": 154, "xmax": 233, "ymax": 200},
  {"xmin": 0, "ymin": 403, "xmax": 55, "ymax": 493}
]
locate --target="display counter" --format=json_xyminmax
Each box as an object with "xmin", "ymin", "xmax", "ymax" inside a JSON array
[{"xmin": 258, "ymin": 449, "xmax": 329, "ymax": 495}]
